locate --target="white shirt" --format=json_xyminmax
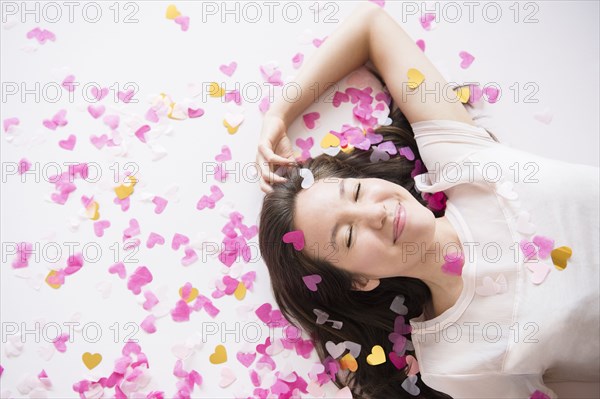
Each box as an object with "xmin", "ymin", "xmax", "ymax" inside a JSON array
[{"xmin": 407, "ymin": 119, "xmax": 600, "ymax": 398}]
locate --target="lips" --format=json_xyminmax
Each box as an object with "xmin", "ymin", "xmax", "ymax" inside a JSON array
[{"xmin": 393, "ymin": 203, "xmax": 406, "ymax": 244}]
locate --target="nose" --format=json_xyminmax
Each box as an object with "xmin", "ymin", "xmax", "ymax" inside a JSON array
[{"xmin": 360, "ymin": 202, "xmax": 388, "ymax": 230}]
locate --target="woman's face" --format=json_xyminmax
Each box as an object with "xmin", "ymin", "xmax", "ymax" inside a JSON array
[{"xmin": 294, "ymin": 177, "xmax": 436, "ymax": 283}]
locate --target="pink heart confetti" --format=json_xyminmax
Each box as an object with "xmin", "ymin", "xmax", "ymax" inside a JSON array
[
  {"xmin": 181, "ymin": 247, "xmax": 198, "ymax": 266},
  {"xmin": 146, "ymin": 232, "xmax": 165, "ymax": 248},
  {"xmin": 312, "ymin": 36, "xmax": 327, "ymax": 47},
  {"xmin": 108, "ymin": 262, "xmax": 126, "ymax": 279},
  {"xmin": 303, "ymin": 112, "xmax": 320, "ymax": 129},
  {"xmin": 291, "ymin": 52, "xmax": 304, "ymax": 69},
  {"xmin": 3, "ymin": 117, "xmax": 20, "ymax": 132},
  {"xmin": 134, "ymin": 125, "xmax": 151, "ymax": 143},
  {"xmin": 188, "ymin": 107, "xmax": 204, "ymax": 118},
  {"xmin": 389, "ymin": 352, "xmax": 407, "ymax": 369},
  {"xmin": 171, "ymin": 300, "xmax": 191, "ymax": 321},
  {"xmin": 282, "ymin": 230, "xmax": 305, "ymax": 251},
  {"xmin": 420, "ymin": 13, "xmax": 436, "ymax": 30},
  {"xmin": 143, "ymin": 291, "xmax": 159, "ymax": 310},
  {"xmin": 62, "ymin": 75, "xmax": 76, "ymax": 92},
  {"xmin": 398, "ymin": 146, "xmax": 415, "ymax": 161},
  {"xmin": 127, "ymin": 266, "xmax": 153, "ymax": 295},
  {"xmin": 90, "ymin": 86, "xmax": 108, "ymax": 101},
  {"xmin": 93, "ymin": 220, "xmax": 111, "ymax": 237},
  {"xmin": 332, "ymin": 91, "xmax": 350, "ymax": 108},
  {"xmin": 43, "ymin": 109, "xmax": 68, "ymax": 130},
  {"xmin": 18, "ymin": 158, "xmax": 31, "ymax": 174},
  {"xmin": 219, "ymin": 61, "xmax": 237, "ymax": 76},
  {"xmin": 87, "ymin": 104, "xmax": 105, "ymax": 119},
  {"xmin": 416, "ymin": 39, "xmax": 425, "ymax": 52},
  {"xmin": 172, "ymin": 233, "xmax": 190, "ymax": 250},
  {"xmin": 441, "ymin": 251, "xmax": 464, "ymax": 275},
  {"xmin": 151, "ymin": 196, "xmax": 168, "ymax": 214},
  {"xmin": 302, "ymin": 274, "xmax": 322, "ymax": 291},
  {"xmin": 103, "ymin": 114, "xmax": 119, "ymax": 130},
  {"xmin": 530, "ymin": 390, "xmax": 551, "ymax": 399},
  {"xmin": 52, "ymin": 332, "xmax": 69, "ymax": 352},
  {"xmin": 459, "ymin": 51, "xmax": 475, "ymax": 69},
  {"xmin": 532, "ymin": 235, "xmax": 554, "ymax": 259},
  {"xmin": 141, "ymin": 314, "xmax": 157, "ymax": 333},
  {"xmin": 174, "ymin": 15, "xmax": 190, "ymax": 31},
  {"xmin": 58, "ymin": 134, "xmax": 76, "ymax": 151},
  {"xmin": 236, "ymin": 351, "xmax": 256, "ymax": 368},
  {"xmin": 484, "ymin": 86, "xmax": 500, "ymax": 104},
  {"xmin": 259, "ymin": 96, "xmax": 271, "ymax": 113},
  {"xmin": 117, "ymin": 89, "xmax": 135, "ymax": 103},
  {"xmin": 215, "ymin": 145, "xmax": 232, "ymax": 162},
  {"xmin": 90, "ymin": 134, "xmax": 108, "ymax": 149}
]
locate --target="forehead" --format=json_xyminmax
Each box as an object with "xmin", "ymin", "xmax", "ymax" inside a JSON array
[{"xmin": 294, "ymin": 177, "xmax": 343, "ymax": 253}]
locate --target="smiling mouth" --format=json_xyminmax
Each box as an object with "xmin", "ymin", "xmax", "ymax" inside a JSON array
[{"xmin": 393, "ymin": 202, "xmax": 406, "ymax": 244}]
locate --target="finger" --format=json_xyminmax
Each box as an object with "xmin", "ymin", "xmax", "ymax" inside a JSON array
[
  {"xmin": 259, "ymin": 144, "xmax": 297, "ymax": 166},
  {"xmin": 259, "ymin": 178, "xmax": 273, "ymax": 194}
]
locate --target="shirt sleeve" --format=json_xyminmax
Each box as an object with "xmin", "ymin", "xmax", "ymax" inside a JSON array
[
  {"xmin": 421, "ymin": 373, "xmax": 558, "ymax": 399},
  {"xmin": 410, "ymin": 119, "xmax": 499, "ymax": 175}
]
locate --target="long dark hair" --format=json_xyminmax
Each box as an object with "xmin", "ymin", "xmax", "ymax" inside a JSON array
[{"xmin": 258, "ymin": 102, "xmax": 459, "ymax": 398}]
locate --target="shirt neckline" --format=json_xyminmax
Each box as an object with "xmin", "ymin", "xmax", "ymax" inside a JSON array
[{"xmin": 409, "ymin": 200, "xmax": 477, "ymax": 333}]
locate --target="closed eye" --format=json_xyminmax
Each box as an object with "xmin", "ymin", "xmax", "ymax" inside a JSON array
[{"xmin": 347, "ymin": 182, "xmax": 362, "ymax": 248}]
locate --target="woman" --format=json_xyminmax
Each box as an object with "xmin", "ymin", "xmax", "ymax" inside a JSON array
[{"xmin": 256, "ymin": 3, "xmax": 599, "ymax": 398}]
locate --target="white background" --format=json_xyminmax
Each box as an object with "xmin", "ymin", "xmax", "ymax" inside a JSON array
[{"xmin": 1, "ymin": 1, "xmax": 598, "ymax": 398}]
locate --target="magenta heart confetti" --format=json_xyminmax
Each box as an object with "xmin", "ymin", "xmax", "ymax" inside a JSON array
[
  {"xmin": 3, "ymin": 117, "xmax": 20, "ymax": 132},
  {"xmin": 127, "ymin": 266, "xmax": 153, "ymax": 295},
  {"xmin": 302, "ymin": 274, "xmax": 322, "ymax": 291},
  {"xmin": 219, "ymin": 61, "xmax": 237, "ymax": 76},
  {"xmin": 282, "ymin": 230, "xmax": 305, "ymax": 251},
  {"xmin": 441, "ymin": 251, "xmax": 464, "ymax": 276}
]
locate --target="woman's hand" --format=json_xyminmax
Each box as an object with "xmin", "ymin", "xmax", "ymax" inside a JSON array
[{"xmin": 256, "ymin": 113, "xmax": 297, "ymax": 193}]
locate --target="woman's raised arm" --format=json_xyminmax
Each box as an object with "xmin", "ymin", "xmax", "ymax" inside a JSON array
[
  {"xmin": 267, "ymin": 1, "xmax": 475, "ymax": 126},
  {"xmin": 266, "ymin": 2, "xmax": 380, "ymax": 125}
]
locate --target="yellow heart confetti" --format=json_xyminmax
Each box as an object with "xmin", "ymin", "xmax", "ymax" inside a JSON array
[
  {"xmin": 45, "ymin": 270, "xmax": 62, "ymax": 289},
  {"xmin": 168, "ymin": 102, "xmax": 187, "ymax": 120},
  {"xmin": 454, "ymin": 85, "xmax": 470, "ymax": 104},
  {"xmin": 366, "ymin": 345, "xmax": 386, "ymax": 366},
  {"xmin": 341, "ymin": 145, "xmax": 354, "ymax": 154},
  {"xmin": 165, "ymin": 5, "xmax": 181, "ymax": 20},
  {"xmin": 340, "ymin": 353, "xmax": 358, "ymax": 372},
  {"xmin": 223, "ymin": 120, "xmax": 240, "ymax": 134},
  {"xmin": 208, "ymin": 82, "xmax": 225, "ymax": 98},
  {"xmin": 85, "ymin": 201, "xmax": 100, "ymax": 220},
  {"xmin": 209, "ymin": 344, "xmax": 227, "ymax": 364},
  {"xmin": 114, "ymin": 176, "xmax": 137, "ymax": 200},
  {"xmin": 234, "ymin": 282, "xmax": 246, "ymax": 300},
  {"xmin": 320, "ymin": 133, "xmax": 340, "ymax": 148},
  {"xmin": 551, "ymin": 246, "xmax": 572, "ymax": 270},
  {"xmin": 407, "ymin": 68, "xmax": 425, "ymax": 90},
  {"xmin": 179, "ymin": 286, "xmax": 199, "ymax": 303},
  {"xmin": 82, "ymin": 352, "xmax": 103, "ymax": 370}
]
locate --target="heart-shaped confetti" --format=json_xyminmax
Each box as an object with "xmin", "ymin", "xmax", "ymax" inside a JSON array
[
  {"xmin": 526, "ymin": 261, "xmax": 551, "ymax": 284},
  {"xmin": 441, "ymin": 251, "xmax": 464, "ymax": 275},
  {"xmin": 282, "ymin": 230, "xmax": 305, "ymax": 250},
  {"xmin": 407, "ymin": 68, "xmax": 425, "ymax": 90},
  {"xmin": 401, "ymin": 374, "xmax": 420, "ymax": 396},
  {"xmin": 475, "ymin": 274, "xmax": 508, "ymax": 296},
  {"xmin": 550, "ymin": 246, "xmax": 572, "ymax": 270},
  {"xmin": 166, "ymin": 4, "xmax": 181, "ymax": 19},
  {"xmin": 339, "ymin": 353, "xmax": 358, "ymax": 372},
  {"xmin": 302, "ymin": 274, "xmax": 322, "ymax": 291},
  {"xmin": 219, "ymin": 62, "xmax": 237, "ymax": 77},
  {"xmin": 459, "ymin": 51, "xmax": 475, "ymax": 69},
  {"xmin": 58, "ymin": 134, "xmax": 76, "ymax": 151},
  {"xmin": 209, "ymin": 344, "xmax": 227, "ymax": 364},
  {"xmin": 366, "ymin": 345, "xmax": 386, "ymax": 365},
  {"xmin": 390, "ymin": 295, "xmax": 408, "ymax": 315},
  {"xmin": 325, "ymin": 341, "xmax": 346, "ymax": 359},
  {"xmin": 82, "ymin": 352, "xmax": 102, "ymax": 370}
]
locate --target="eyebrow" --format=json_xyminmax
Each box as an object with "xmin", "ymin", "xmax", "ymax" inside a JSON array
[{"xmin": 330, "ymin": 179, "xmax": 344, "ymax": 246}]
